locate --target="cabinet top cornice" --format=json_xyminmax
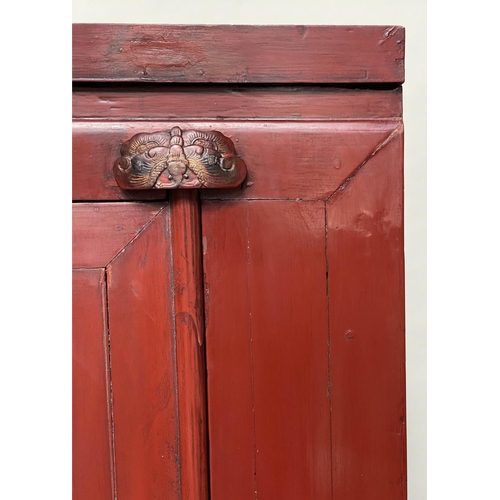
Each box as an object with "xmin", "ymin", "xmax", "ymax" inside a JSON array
[{"xmin": 73, "ymin": 24, "xmax": 405, "ymax": 85}]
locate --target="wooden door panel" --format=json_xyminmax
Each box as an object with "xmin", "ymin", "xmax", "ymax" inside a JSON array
[
  {"xmin": 248, "ymin": 201, "xmax": 331, "ymax": 499},
  {"xmin": 328, "ymin": 129, "xmax": 406, "ymax": 498},
  {"xmin": 202, "ymin": 125, "xmax": 405, "ymax": 500},
  {"xmin": 203, "ymin": 200, "xmax": 331, "ymax": 499},
  {"xmin": 73, "ymin": 202, "xmax": 181, "ymax": 500},
  {"xmin": 201, "ymin": 202, "xmax": 255, "ymax": 500},
  {"xmin": 73, "ymin": 120, "xmax": 398, "ymax": 201},
  {"xmin": 106, "ymin": 204, "xmax": 180, "ymax": 500},
  {"xmin": 72, "ymin": 268, "xmax": 114, "ymax": 500}
]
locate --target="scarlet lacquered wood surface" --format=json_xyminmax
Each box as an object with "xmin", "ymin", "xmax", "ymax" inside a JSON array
[
  {"xmin": 203, "ymin": 201, "xmax": 331, "ymax": 499},
  {"xmin": 73, "ymin": 24, "xmax": 404, "ymax": 84},
  {"xmin": 72, "ymin": 123, "xmax": 166, "ymax": 201},
  {"xmin": 72, "ymin": 269, "xmax": 114, "ymax": 500},
  {"xmin": 73, "ymin": 23, "xmax": 406, "ymax": 500},
  {"xmin": 72, "ymin": 86, "xmax": 402, "ymax": 121},
  {"xmin": 73, "ymin": 203, "xmax": 184, "ymax": 500},
  {"xmin": 201, "ymin": 125, "xmax": 406, "ymax": 499},
  {"xmin": 328, "ymin": 129, "xmax": 406, "ymax": 498},
  {"xmin": 106, "ymin": 205, "xmax": 181, "ymax": 500},
  {"xmin": 170, "ymin": 191, "xmax": 209, "ymax": 500},
  {"xmin": 72, "ymin": 202, "xmax": 166, "ymax": 267},
  {"xmin": 73, "ymin": 120, "xmax": 399, "ymax": 201}
]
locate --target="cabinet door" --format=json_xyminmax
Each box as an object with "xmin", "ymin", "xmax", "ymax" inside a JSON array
[
  {"xmin": 73, "ymin": 196, "xmax": 209, "ymax": 500},
  {"xmin": 73, "ymin": 202, "xmax": 182, "ymax": 500},
  {"xmin": 201, "ymin": 121, "xmax": 406, "ymax": 500}
]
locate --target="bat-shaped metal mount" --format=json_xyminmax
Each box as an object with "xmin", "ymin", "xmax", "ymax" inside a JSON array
[{"xmin": 114, "ymin": 126, "xmax": 247, "ymax": 190}]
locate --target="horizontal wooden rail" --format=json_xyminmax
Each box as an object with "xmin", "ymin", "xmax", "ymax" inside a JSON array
[{"xmin": 73, "ymin": 24, "xmax": 405, "ymax": 84}]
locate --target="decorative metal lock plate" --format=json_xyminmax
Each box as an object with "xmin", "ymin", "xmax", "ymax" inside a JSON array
[{"xmin": 114, "ymin": 126, "xmax": 247, "ymax": 190}]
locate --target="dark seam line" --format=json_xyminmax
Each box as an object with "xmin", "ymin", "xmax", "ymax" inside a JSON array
[
  {"xmin": 103, "ymin": 268, "xmax": 118, "ymax": 500},
  {"xmin": 324, "ymin": 201, "xmax": 334, "ymax": 500}
]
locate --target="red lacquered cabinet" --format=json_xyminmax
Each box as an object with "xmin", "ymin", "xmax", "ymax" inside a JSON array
[{"xmin": 73, "ymin": 24, "xmax": 406, "ymax": 500}]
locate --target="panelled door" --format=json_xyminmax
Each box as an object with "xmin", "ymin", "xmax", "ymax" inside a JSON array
[{"xmin": 73, "ymin": 24, "xmax": 407, "ymax": 500}]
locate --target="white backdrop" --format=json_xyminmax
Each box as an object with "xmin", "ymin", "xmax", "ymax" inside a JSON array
[{"xmin": 72, "ymin": 2, "xmax": 427, "ymax": 499}]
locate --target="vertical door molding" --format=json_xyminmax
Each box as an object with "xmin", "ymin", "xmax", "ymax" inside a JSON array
[{"xmin": 170, "ymin": 191, "xmax": 210, "ymax": 500}]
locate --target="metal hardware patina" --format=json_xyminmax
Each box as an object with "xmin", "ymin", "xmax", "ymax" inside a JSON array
[{"xmin": 114, "ymin": 126, "xmax": 247, "ymax": 190}]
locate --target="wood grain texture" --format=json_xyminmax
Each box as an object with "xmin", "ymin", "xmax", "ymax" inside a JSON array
[
  {"xmin": 72, "ymin": 23, "xmax": 407, "ymax": 500},
  {"xmin": 106, "ymin": 205, "xmax": 181, "ymax": 500},
  {"xmin": 202, "ymin": 202, "xmax": 256, "ymax": 500},
  {"xmin": 171, "ymin": 191, "xmax": 209, "ymax": 500},
  {"xmin": 327, "ymin": 127, "xmax": 406, "ymax": 499},
  {"xmin": 73, "ymin": 24, "xmax": 404, "ymax": 83},
  {"xmin": 73, "ymin": 86, "xmax": 402, "ymax": 121},
  {"xmin": 72, "ymin": 123, "xmax": 166, "ymax": 201},
  {"xmin": 72, "ymin": 202, "xmax": 166, "ymax": 267},
  {"xmin": 73, "ymin": 120, "xmax": 399, "ymax": 201},
  {"xmin": 72, "ymin": 268, "xmax": 114, "ymax": 500},
  {"xmin": 202, "ymin": 200, "xmax": 331, "ymax": 500},
  {"xmin": 249, "ymin": 200, "xmax": 331, "ymax": 499}
]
